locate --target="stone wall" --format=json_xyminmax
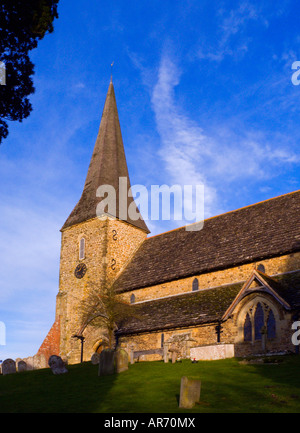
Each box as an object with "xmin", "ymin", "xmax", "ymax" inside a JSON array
[
  {"xmin": 121, "ymin": 252, "xmax": 300, "ymax": 305},
  {"xmin": 55, "ymin": 216, "xmax": 147, "ymax": 364},
  {"xmin": 119, "ymin": 325, "xmax": 219, "ymax": 361}
]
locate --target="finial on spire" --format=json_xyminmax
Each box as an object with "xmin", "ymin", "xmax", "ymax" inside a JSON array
[{"xmin": 110, "ymin": 62, "xmax": 114, "ymax": 82}]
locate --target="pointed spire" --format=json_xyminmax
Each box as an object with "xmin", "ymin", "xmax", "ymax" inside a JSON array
[
  {"xmin": 61, "ymin": 81, "xmax": 150, "ymax": 233},
  {"xmin": 110, "ymin": 61, "xmax": 114, "ymax": 83}
]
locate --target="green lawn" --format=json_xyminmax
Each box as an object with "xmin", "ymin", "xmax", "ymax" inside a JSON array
[{"xmin": 1, "ymin": 356, "xmax": 300, "ymax": 413}]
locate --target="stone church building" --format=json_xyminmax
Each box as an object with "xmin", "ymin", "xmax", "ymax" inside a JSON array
[{"xmin": 37, "ymin": 80, "xmax": 300, "ymax": 365}]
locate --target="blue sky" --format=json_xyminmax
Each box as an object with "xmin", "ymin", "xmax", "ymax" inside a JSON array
[{"xmin": 0, "ymin": 0, "xmax": 300, "ymax": 360}]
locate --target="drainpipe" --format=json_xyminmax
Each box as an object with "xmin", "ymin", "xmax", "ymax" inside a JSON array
[{"xmin": 215, "ymin": 321, "xmax": 223, "ymax": 343}]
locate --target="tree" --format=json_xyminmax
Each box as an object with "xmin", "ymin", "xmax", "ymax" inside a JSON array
[
  {"xmin": 0, "ymin": 0, "xmax": 59, "ymax": 144},
  {"xmin": 77, "ymin": 283, "xmax": 140, "ymax": 350}
]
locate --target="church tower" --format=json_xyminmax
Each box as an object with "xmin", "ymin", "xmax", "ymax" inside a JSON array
[{"xmin": 39, "ymin": 80, "xmax": 149, "ymax": 364}]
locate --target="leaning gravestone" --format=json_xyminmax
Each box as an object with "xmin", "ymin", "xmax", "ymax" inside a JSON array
[
  {"xmin": 48, "ymin": 355, "xmax": 68, "ymax": 375},
  {"xmin": 2, "ymin": 359, "xmax": 16, "ymax": 375},
  {"xmin": 17, "ymin": 360, "xmax": 27, "ymax": 373},
  {"xmin": 98, "ymin": 349, "xmax": 115, "ymax": 376},
  {"xmin": 179, "ymin": 376, "xmax": 201, "ymax": 409},
  {"xmin": 114, "ymin": 349, "xmax": 129, "ymax": 373}
]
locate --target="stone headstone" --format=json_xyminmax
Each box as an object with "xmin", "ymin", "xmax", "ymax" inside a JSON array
[
  {"xmin": 17, "ymin": 360, "xmax": 27, "ymax": 372},
  {"xmin": 128, "ymin": 348, "xmax": 135, "ymax": 365},
  {"xmin": 115, "ymin": 349, "xmax": 128, "ymax": 373},
  {"xmin": 2, "ymin": 359, "xmax": 16, "ymax": 375},
  {"xmin": 48, "ymin": 355, "xmax": 68, "ymax": 375},
  {"xmin": 25, "ymin": 356, "xmax": 34, "ymax": 371},
  {"xmin": 163, "ymin": 344, "xmax": 169, "ymax": 363},
  {"xmin": 91, "ymin": 352, "xmax": 100, "ymax": 365},
  {"xmin": 179, "ymin": 376, "xmax": 201, "ymax": 409},
  {"xmin": 33, "ymin": 354, "xmax": 47, "ymax": 370},
  {"xmin": 98, "ymin": 349, "xmax": 115, "ymax": 376}
]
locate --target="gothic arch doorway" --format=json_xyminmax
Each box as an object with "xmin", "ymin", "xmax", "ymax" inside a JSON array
[{"xmin": 93, "ymin": 338, "xmax": 108, "ymax": 354}]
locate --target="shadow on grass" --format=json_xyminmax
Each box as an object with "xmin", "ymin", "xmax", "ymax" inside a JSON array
[
  {"xmin": 1, "ymin": 356, "xmax": 300, "ymax": 413},
  {"xmin": 0, "ymin": 361, "xmax": 118, "ymax": 413}
]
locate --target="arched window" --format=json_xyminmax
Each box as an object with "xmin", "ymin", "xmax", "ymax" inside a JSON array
[
  {"xmin": 130, "ymin": 294, "xmax": 136, "ymax": 304},
  {"xmin": 244, "ymin": 313, "xmax": 252, "ymax": 342},
  {"xmin": 267, "ymin": 310, "xmax": 276, "ymax": 339},
  {"xmin": 254, "ymin": 303, "xmax": 264, "ymax": 341},
  {"xmin": 79, "ymin": 238, "xmax": 85, "ymax": 260},
  {"xmin": 242, "ymin": 301, "xmax": 277, "ymax": 344},
  {"xmin": 257, "ymin": 264, "xmax": 266, "ymax": 273},
  {"xmin": 192, "ymin": 278, "xmax": 199, "ymax": 292}
]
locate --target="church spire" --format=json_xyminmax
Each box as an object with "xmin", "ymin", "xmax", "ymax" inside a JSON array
[{"xmin": 61, "ymin": 81, "xmax": 149, "ymax": 233}]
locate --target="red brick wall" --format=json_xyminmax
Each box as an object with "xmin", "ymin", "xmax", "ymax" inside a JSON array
[{"xmin": 37, "ymin": 318, "xmax": 60, "ymax": 363}]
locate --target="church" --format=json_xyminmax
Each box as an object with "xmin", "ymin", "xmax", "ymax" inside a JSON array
[{"xmin": 36, "ymin": 80, "xmax": 300, "ymax": 365}]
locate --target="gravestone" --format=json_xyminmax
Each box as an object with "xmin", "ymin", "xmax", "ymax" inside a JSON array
[
  {"xmin": 98, "ymin": 349, "xmax": 115, "ymax": 376},
  {"xmin": 91, "ymin": 353, "xmax": 100, "ymax": 365},
  {"xmin": 2, "ymin": 359, "xmax": 16, "ymax": 375},
  {"xmin": 115, "ymin": 349, "xmax": 129, "ymax": 373},
  {"xmin": 17, "ymin": 360, "xmax": 27, "ymax": 372},
  {"xmin": 129, "ymin": 349, "xmax": 135, "ymax": 365},
  {"xmin": 48, "ymin": 355, "xmax": 68, "ymax": 375},
  {"xmin": 171, "ymin": 351, "xmax": 177, "ymax": 364},
  {"xmin": 25, "ymin": 356, "xmax": 34, "ymax": 371},
  {"xmin": 163, "ymin": 343, "xmax": 169, "ymax": 363},
  {"xmin": 179, "ymin": 376, "xmax": 201, "ymax": 409}
]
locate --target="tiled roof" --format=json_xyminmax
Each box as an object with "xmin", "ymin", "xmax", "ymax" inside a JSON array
[
  {"xmin": 114, "ymin": 190, "xmax": 300, "ymax": 292},
  {"xmin": 269, "ymin": 271, "xmax": 300, "ymax": 308},
  {"xmin": 116, "ymin": 271, "xmax": 300, "ymax": 335},
  {"xmin": 116, "ymin": 283, "xmax": 243, "ymax": 335}
]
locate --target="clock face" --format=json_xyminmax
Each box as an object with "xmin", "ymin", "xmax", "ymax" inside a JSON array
[{"xmin": 74, "ymin": 263, "xmax": 87, "ymax": 279}]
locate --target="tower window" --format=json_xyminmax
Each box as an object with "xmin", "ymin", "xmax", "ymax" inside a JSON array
[
  {"xmin": 130, "ymin": 294, "xmax": 136, "ymax": 304},
  {"xmin": 192, "ymin": 278, "xmax": 199, "ymax": 292},
  {"xmin": 79, "ymin": 238, "xmax": 85, "ymax": 260}
]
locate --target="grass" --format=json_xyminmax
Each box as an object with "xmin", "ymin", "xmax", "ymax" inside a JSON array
[{"xmin": 1, "ymin": 355, "xmax": 300, "ymax": 413}]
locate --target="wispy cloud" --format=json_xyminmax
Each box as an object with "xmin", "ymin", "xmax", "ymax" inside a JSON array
[
  {"xmin": 151, "ymin": 56, "xmax": 218, "ymax": 218},
  {"xmin": 150, "ymin": 54, "xmax": 300, "ymax": 218},
  {"xmin": 197, "ymin": 2, "xmax": 265, "ymax": 62}
]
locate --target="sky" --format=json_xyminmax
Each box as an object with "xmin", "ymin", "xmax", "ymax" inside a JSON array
[{"xmin": 0, "ymin": 0, "xmax": 300, "ymax": 360}]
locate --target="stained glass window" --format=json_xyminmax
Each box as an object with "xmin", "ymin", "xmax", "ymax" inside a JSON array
[
  {"xmin": 244, "ymin": 313, "xmax": 252, "ymax": 342},
  {"xmin": 254, "ymin": 303, "xmax": 264, "ymax": 341},
  {"xmin": 267, "ymin": 310, "xmax": 276, "ymax": 339}
]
